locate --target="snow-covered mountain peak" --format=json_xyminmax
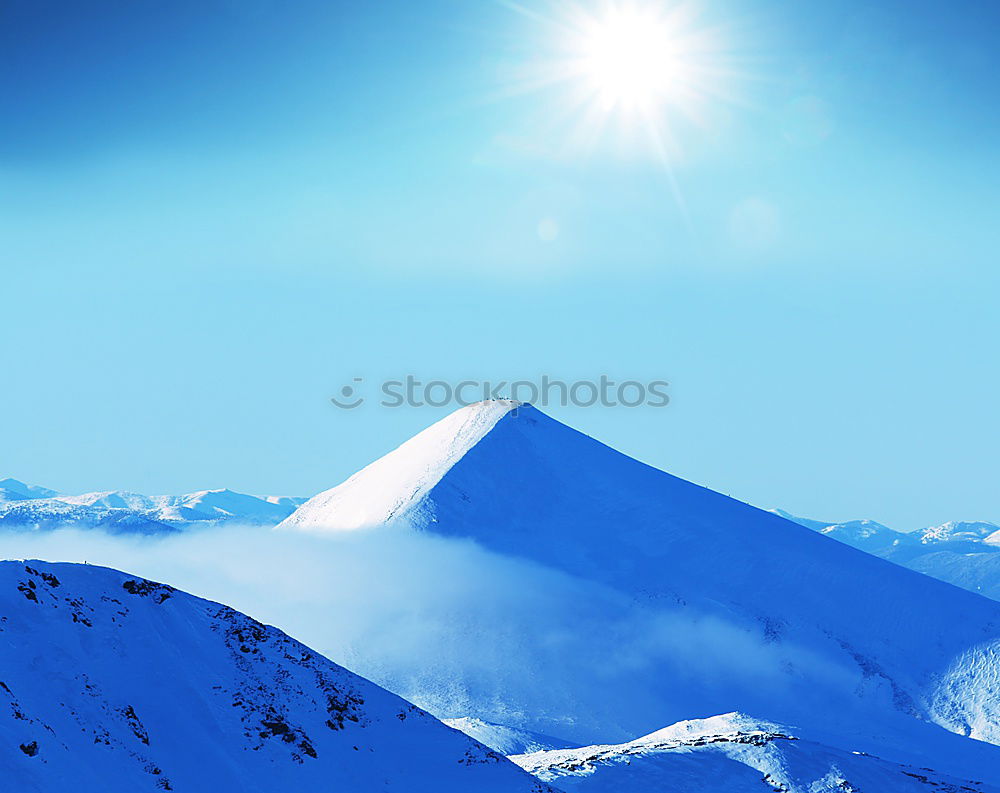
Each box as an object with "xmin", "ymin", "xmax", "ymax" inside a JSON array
[
  {"xmin": 818, "ymin": 518, "xmax": 892, "ymax": 538},
  {"xmin": 769, "ymin": 510, "xmax": 907, "ymax": 552},
  {"xmin": 630, "ymin": 712, "xmax": 785, "ymax": 747},
  {"xmin": 278, "ymin": 399, "xmax": 522, "ymax": 531},
  {"xmin": 514, "ymin": 711, "xmax": 793, "ymax": 773},
  {"xmin": 276, "ymin": 403, "xmax": 1000, "ymax": 780}
]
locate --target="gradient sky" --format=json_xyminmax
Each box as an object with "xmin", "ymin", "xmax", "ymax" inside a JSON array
[{"xmin": 2, "ymin": 0, "xmax": 997, "ymax": 529}]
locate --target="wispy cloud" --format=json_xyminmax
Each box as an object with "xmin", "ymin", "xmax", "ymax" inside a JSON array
[{"xmin": 0, "ymin": 524, "xmax": 853, "ymax": 743}]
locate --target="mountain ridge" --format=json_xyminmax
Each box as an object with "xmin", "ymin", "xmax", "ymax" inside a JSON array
[
  {"xmin": 0, "ymin": 558, "xmax": 555, "ymax": 793},
  {"xmin": 513, "ymin": 711, "xmax": 1000, "ymax": 792}
]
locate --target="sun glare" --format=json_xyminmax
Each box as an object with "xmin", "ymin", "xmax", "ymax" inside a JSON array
[
  {"xmin": 579, "ymin": 8, "xmax": 686, "ymax": 111},
  {"xmin": 503, "ymin": 0, "xmax": 732, "ymax": 167}
]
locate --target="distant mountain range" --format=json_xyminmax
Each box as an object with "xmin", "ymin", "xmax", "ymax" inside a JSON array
[
  {"xmin": 3, "ymin": 472, "xmax": 998, "ymax": 612},
  {"xmin": 0, "ymin": 478, "xmax": 305, "ymax": 533},
  {"xmin": 771, "ymin": 509, "xmax": 1000, "ymax": 600}
]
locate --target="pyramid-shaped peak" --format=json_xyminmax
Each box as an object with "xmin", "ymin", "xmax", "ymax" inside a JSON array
[{"xmin": 279, "ymin": 400, "xmax": 525, "ymax": 531}]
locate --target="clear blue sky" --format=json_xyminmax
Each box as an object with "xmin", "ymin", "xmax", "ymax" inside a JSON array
[{"xmin": 2, "ymin": 0, "xmax": 997, "ymax": 529}]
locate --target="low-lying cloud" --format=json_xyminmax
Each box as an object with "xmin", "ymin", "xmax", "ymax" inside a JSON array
[{"xmin": 0, "ymin": 524, "xmax": 856, "ymax": 743}]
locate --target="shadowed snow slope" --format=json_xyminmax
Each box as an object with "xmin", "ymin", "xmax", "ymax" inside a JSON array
[
  {"xmin": 0, "ymin": 560, "xmax": 554, "ymax": 793},
  {"xmin": 280, "ymin": 402, "xmax": 1000, "ymax": 783},
  {"xmin": 514, "ymin": 712, "xmax": 1000, "ymax": 793}
]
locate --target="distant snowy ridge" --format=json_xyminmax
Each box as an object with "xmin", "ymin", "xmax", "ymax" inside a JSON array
[
  {"xmin": 773, "ymin": 509, "xmax": 1000, "ymax": 600},
  {"xmin": 0, "ymin": 500, "xmax": 177, "ymax": 535},
  {"xmin": 0, "ymin": 560, "xmax": 555, "ymax": 793},
  {"xmin": 514, "ymin": 712, "xmax": 999, "ymax": 792},
  {"xmin": 770, "ymin": 509, "xmax": 1000, "ymax": 550},
  {"xmin": 0, "ymin": 479, "xmax": 306, "ymax": 533}
]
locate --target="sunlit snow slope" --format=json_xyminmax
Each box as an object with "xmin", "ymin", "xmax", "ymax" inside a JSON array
[
  {"xmin": 0, "ymin": 560, "xmax": 554, "ymax": 793},
  {"xmin": 279, "ymin": 399, "xmax": 520, "ymax": 531},
  {"xmin": 514, "ymin": 712, "xmax": 1000, "ymax": 793}
]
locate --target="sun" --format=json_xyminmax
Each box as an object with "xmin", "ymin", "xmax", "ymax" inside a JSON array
[
  {"xmin": 501, "ymin": 0, "xmax": 732, "ymax": 164},
  {"xmin": 577, "ymin": 6, "xmax": 688, "ymax": 112}
]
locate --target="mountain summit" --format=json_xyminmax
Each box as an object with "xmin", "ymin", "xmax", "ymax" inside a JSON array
[{"xmin": 279, "ymin": 400, "xmax": 521, "ymax": 531}]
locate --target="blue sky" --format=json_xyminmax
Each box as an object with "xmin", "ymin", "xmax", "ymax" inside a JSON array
[{"xmin": 2, "ymin": 0, "xmax": 997, "ymax": 528}]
